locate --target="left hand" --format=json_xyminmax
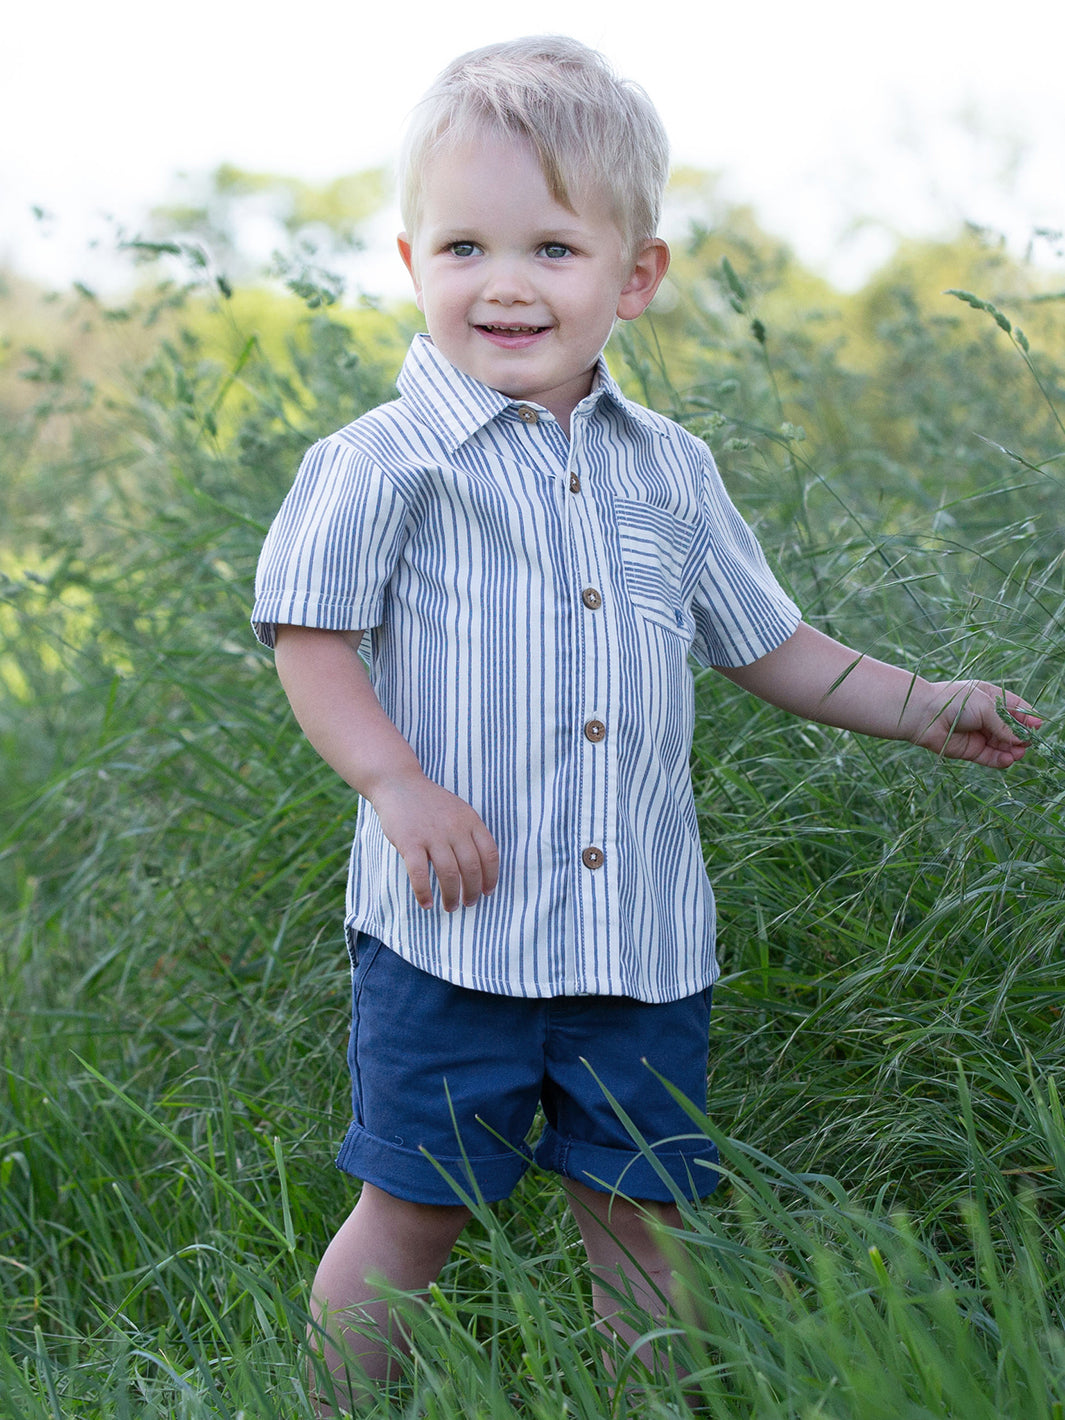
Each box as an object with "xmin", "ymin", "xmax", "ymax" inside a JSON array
[{"xmin": 911, "ymin": 681, "xmax": 1042, "ymax": 769}]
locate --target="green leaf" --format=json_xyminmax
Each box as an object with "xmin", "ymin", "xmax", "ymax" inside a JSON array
[
  {"xmin": 945, "ymin": 287, "xmax": 1012, "ymax": 333},
  {"xmin": 721, "ymin": 256, "xmax": 747, "ymax": 305}
]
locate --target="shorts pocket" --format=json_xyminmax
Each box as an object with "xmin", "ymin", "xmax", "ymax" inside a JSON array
[
  {"xmin": 347, "ymin": 934, "xmax": 385, "ymax": 1124},
  {"xmin": 614, "ymin": 499, "xmax": 697, "ymax": 635}
]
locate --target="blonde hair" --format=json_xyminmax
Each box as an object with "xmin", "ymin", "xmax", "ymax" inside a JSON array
[{"xmin": 398, "ymin": 35, "xmax": 669, "ymax": 254}]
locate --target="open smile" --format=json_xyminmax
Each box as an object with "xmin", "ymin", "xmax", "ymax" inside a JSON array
[{"xmin": 475, "ymin": 323, "xmax": 551, "ymax": 346}]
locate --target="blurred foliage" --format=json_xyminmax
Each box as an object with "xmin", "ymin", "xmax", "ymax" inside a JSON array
[
  {"xmin": 2, "ymin": 177, "xmax": 1062, "ymax": 733},
  {"xmin": 145, "ymin": 161, "xmax": 392, "ymax": 281},
  {"xmin": 2, "ymin": 175, "xmax": 1065, "ymax": 1417}
]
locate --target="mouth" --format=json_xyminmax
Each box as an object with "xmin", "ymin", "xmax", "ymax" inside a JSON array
[{"xmin": 476, "ymin": 323, "xmax": 550, "ymax": 345}]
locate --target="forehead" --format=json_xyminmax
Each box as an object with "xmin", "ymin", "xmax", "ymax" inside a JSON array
[
  {"xmin": 414, "ymin": 132, "xmax": 623, "ymax": 238},
  {"xmin": 421, "ymin": 132, "xmax": 559, "ymax": 198}
]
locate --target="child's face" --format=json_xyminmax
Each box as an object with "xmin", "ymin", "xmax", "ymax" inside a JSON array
[{"xmin": 398, "ymin": 134, "xmax": 668, "ymax": 431}]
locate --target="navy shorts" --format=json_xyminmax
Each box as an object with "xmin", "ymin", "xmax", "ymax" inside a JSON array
[{"xmin": 335, "ymin": 935, "xmax": 720, "ymax": 1206}]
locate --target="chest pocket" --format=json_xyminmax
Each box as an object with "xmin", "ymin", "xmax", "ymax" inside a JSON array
[{"xmin": 614, "ymin": 499, "xmax": 699, "ymax": 635}]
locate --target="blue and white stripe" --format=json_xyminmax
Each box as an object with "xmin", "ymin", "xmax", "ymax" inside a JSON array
[{"xmin": 253, "ymin": 335, "xmax": 801, "ymax": 1003}]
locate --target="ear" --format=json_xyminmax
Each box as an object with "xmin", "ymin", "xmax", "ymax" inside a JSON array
[
  {"xmin": 397, "ymin": 233, "xmax": 424, "ymax": 311},
  {"xmin": 616, "ymin": 239, "xmax": 670, "ymax": 321}
]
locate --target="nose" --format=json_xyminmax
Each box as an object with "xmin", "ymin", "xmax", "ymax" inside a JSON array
[{"xmin": 482, "ymin": 257, "xmax": 534, "ymax": 305}]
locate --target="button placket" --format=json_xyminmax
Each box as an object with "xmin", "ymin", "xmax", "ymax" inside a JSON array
[
  {"xmin": 565, "ymin": 416, "xmax": 612, "ymax": 958},
  {"xmin": 581, "ymin": 714, "xmax": 606, "ymax": 872}
]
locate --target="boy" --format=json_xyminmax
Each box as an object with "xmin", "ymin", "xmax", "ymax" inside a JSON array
[{"xmin": 252, "ymin": 35, "xmax": 1037, "ymax": 1406}]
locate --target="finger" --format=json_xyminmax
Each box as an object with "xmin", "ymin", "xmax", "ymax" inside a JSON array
[
  {"xmin": 1001, "ymin": 703, "xmax": 1042, "ymax": 733},
  {"xmin": 403, "ymin": 847, "xmax": 435, "ymax": 910},
  {"xmin": 992, "ymin": 684, "xmax": 1042, "ymax": 722},
  {"xmin": 452, "ymin": 833, "xmax": 494, "ymax": 907},
  {"xmin": 428, "ymin": 844, "xmax": 465, "ymax": 912},
  {"xmin": 437, "ymin": 825, "xmax": 500, "ymax": 908},
  {"xmin": 977, "ymin": 736, "xmax": 1031, "ymax": 768},
  {"xmin": 475, "ymin": 827, "xmax": 501, "ymax": 895}
]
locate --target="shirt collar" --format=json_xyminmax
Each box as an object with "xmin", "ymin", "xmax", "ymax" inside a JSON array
[{"xmin": 395, "ymin": 333, "xmax": 660, "ymax": 450}]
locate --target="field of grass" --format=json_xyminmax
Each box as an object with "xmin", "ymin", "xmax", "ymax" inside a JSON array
[{"xmin": 2, "ymin": 237, "xmax": 1064, "ymax": 1417}]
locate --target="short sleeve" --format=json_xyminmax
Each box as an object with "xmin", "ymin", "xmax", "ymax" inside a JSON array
[
  {"xmin": 251, "ymin": 435, "xmax": 411, "ymax": 648},
  {"xmin": 688, "ymin": 451, "xmax": 801, "ymax": 668}
]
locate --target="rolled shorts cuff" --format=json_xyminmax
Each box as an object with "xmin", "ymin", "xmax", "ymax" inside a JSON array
[
  {"xmin": 336, "ymin": 1120, "xmax": 532, "ymax": 1206},
  {"xmin": 534, "ymin": 1122, "xmax": 720, "ymax": 1204}
]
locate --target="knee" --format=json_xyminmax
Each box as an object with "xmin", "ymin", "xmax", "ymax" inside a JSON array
[
  {"xmin": 568, "ymin": 1180, "xmax": 683, "ymax": 1238},
  {"xmin": 606, "ymin": 1200, "xmax": 683, "ymax": 1254},
  {"xmin": 358, "ymin": 1182, "xmax": 470, "ymax": 1249}
]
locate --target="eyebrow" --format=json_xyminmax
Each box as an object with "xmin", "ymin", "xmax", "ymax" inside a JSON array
[{"xmin": 431, "ymin": 225, "xmax": 589, "ymax": 244}]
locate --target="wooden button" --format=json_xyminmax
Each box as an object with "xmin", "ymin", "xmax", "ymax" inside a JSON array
[
  {"xmin": 581, "ymin": 587, "xmax": 602, "ymax": 610},
  {"xmin": 569, "ymin": 473, "xmax": 581, "ymax": 493},
  {"xmin": 581, "ymin": 846, "xmax": 605, "ymax": 870},
  {"xmin": 517, "ymin": 405, "xmax": 539, "ymax": 424},
  {"xmin": 584, "ymin": 719, "xmax": 606, "ymax": 743}
]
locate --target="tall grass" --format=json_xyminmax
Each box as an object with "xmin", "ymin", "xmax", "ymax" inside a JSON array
[{"xmin": 2, "ymin": 235, "xmax": 1064, "ymax": 1416}]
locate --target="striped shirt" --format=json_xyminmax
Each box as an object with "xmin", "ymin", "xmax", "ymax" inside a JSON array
[{"xmin": 252, "ymin": 334, "xmax": 801, "ymax": 1002}]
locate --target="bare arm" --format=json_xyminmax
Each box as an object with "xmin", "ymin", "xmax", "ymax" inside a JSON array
[
  {"xmin": 718, "ymin": 622, "xmax": 1040, "ymax": 769},
  {"xmin": 273, "ymin": 625, "xmax": 499, "ymax": 910}
]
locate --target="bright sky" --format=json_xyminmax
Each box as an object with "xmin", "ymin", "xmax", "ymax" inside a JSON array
[{"xmin": 2, "ymin": 0, "xmax": 1062, "ymax": 294}]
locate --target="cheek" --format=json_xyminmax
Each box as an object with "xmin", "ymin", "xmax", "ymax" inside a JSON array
[{"xmin": 418, "ymin": 277, "xmax": 460, "ymax": 320}]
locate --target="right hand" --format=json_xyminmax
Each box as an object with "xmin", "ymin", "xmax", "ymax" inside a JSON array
[{"xmin": 370, "ymin": 774, "xmax": 500, "ymax": 911}]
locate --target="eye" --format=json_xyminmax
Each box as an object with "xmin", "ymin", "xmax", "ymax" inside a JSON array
[
  {"xmin": 541, "ymin": 243, "xmax": 571, "ymax": 259},
  {"xmin": 447, "ymin": 240, "xmax": 478, "ymax": 257}
]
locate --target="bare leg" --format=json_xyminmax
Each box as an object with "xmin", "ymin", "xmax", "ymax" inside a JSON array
[
  {"xmin": 309, "ymin": 1182, "xmax": 470, "ymax": 1412},
  {"xmin": 565, "ymin": 1179, "xmax": 687, "ymax": 1378}
]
